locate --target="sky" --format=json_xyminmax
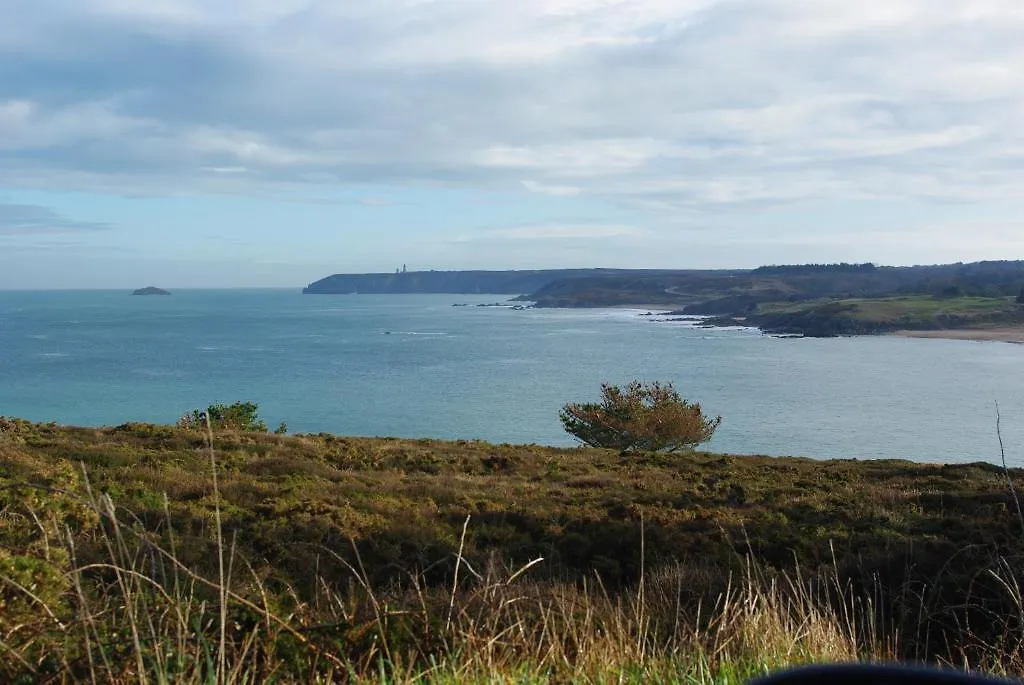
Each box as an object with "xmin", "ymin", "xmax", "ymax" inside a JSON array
[{"xmin": 3, "ymin": 0, "xmax": 1024, "ymax": 288}]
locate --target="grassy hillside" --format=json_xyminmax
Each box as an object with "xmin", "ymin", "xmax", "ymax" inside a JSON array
[
  {"xmin": 524, "ymin": 261, "xmax": 1024, "ymax": 310},
  {"xmin": 3, "ymin": 417, "xmax": 1024, "ymax": 682},
  {"xmin": 738, "ymin": 296, "xmax": 1024, "ymax": 336}
]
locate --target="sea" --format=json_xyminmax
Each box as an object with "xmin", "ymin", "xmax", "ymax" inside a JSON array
[{"xmin": 2, "ymin": 289, "xmax": 1023, "ymax": 465}]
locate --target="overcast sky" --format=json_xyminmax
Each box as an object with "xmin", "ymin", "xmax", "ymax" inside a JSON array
[{"xmin": 2, "ymin": 0, "xmax": 1024, "ymax": 288}]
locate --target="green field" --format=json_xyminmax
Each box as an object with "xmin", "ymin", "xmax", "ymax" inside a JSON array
[
  {"xmin": 3, "ymin": 417, "xmax": 1024, "ymax": 682},
  {"xmin": 760, "ymin": 295, "xmax": 1011, "ymax": 318},
  {"xmin": 746, "ymin": 296, "xmax": 1024, "ymax": 336}
]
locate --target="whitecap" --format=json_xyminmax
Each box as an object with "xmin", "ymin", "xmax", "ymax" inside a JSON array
[{"xmin": 384, "ymin": 331, "xmax": 448, "ymax": 336}]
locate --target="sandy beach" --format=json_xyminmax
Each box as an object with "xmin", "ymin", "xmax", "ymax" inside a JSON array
[{"xmin": 892, "ymin": 327, "xmax": 1024, "ymax": 343}]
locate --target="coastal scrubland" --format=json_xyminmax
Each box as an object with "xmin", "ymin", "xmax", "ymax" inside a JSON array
[
  {"xmin": 730, "ymin": 295, "xmax": 1024, "ymax": 338},
  {"xmin": 3, "ymin": 417, "xmax": 1024, "ymax": 682}
]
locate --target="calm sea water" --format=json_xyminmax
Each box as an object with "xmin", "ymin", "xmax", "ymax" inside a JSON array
[{"xmin": 2, "ymin": 289, "xmax": 1023, "ymax": 465}]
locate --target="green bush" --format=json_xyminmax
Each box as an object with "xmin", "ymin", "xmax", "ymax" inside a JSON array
[
  {"xmin": 560, "ymin": 381, "xmax": 721, "ymax": 453},
  {"xmin": 178, "ymin": 401, "xmax": 271, "ymax": 432},
  {"xmin": 0, "ymin": 456, "xmax": 99, "ymax": 658}
]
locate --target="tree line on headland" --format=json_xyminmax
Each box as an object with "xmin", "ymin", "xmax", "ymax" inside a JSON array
[
  {"xmin": 304, "ymin": 260, "xmax": 1024, "ymax": 337},
  {"xmin": 303, "ymin": 261, "xmax": 1024, "ymax": 303}
]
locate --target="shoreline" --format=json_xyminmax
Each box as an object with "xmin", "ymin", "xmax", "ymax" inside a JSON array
[
  {"xmin": 569, "ymin": 305, "xmax": 1024, "ymax": 344},
  {"xmin": 608, "ymin": 304, "xmax": 680, "ymax": 312},
  {"xmin": 891, "ymin": 327, "xmax": 1024, "ymax": 343}
]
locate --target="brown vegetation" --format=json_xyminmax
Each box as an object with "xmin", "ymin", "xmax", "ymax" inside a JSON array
[{"xmin": 2, "ymin": 416, "xmax": 1024, "ymax": 682}]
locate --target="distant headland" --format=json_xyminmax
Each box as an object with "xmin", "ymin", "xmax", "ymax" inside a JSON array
[
  {"xmin": 302, "ymin": 268, "xmax": 698, "ymax": 296},
  {"xmin": 132, "ymin": 286, "xmax": 171, "ymax": 296},
  {"xmin": 303, "ymin": 261, "xmax": 1024, "ymax": 339}
]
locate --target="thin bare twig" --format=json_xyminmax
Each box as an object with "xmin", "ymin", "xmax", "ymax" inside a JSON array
[
  {"xmin": 996, "ymin": 401, "xmax": 1024, "ymax": 536},
  {"xmin": 204, "ymin": 411, "xmax": 228, "ymax": 684},
  {"xmin": 447, "ymin": 515, "xmax": 471, "ymax": 632}
]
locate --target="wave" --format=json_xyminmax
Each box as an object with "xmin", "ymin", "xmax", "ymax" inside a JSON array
[
  {"xmin": 196, "ymin": 345, "xmax": 285, "ymax": 352},
  {"xmin": 382, "ymin": 331, "xmax": 449, "ymax": 336}
]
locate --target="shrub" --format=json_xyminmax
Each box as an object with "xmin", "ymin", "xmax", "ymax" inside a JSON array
[
  {"xmin": 177, "ymin": 401, "xmax": 269, "ymax": 432},
  {"xmin": 0, "ymin": 456, "xmax": 99, "ymax": 658},
  {"xmin": 560, "ymin": 381, "xmax": 721, "ymax": 453}
]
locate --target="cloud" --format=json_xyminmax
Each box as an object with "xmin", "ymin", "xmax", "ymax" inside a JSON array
[
  {"xmin": 0, "ymin": 240, "xmax": 132, "ymax": 253},
  {"xmin": 456, "ymin": 222, "xmax": 643, "ymax": 241},
  {"xmin": 1, "ymin": 0, "xmax": 1023, "ymax": 211},
  {"xmin": 521, "ymin": 180, "xmax": 581, "ymax": 197},
  {"xmin": 0, "ymin": 202, "xmax": 111, "ymax": 235},
  {"xmin": 355, "ymin": 197, "xmax": 398, "ymax": 207}
]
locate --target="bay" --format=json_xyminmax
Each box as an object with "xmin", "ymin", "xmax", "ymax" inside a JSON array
[{"xmin": 1, "ymin": 289, "xmax": 1022, "ymax": 465}]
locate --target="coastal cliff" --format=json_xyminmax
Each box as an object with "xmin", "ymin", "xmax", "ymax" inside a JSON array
[
  {"xmin": 302, "ymin": 268, "xmax": 692, "ymax": 295},
  {"xmin": 302, "ymin": 262, "xmax": 1024, "ymax": 338}
]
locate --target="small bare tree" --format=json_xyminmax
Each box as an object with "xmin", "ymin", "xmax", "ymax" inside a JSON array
[{"xmin": 560, "ymin": 381, "xmax": 721, "ymax": 453}]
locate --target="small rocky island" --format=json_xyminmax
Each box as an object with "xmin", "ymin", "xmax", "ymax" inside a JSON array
[{"xmin": 132, "ymin": 286, "xmax": 171, "ymax": 296}]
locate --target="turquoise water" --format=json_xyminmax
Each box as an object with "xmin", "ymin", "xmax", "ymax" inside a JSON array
[{"xmin": 2, "ymin": 289, "xmax": 1023, "ymax": 464}]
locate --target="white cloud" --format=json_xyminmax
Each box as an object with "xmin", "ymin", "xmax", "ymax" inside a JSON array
[
  {"xmin": 201, "ymin": 166, "xmax": 249, "ymax": 174},
  {"xmin": 521, "ymin": 180, "xmax": 581, "ymax": 197},
  {"xmin": 0, "ymin": 99, "xmax": 158, "ymax": 151},
  {"xmin": 455, "ymin": 223, "xmax": 644, "ymax": 242},
  {"xmin": 2, "ymin": 0, "xmax": 1024, "ymax": 215}
]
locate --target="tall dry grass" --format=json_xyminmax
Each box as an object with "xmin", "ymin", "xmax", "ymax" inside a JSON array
[{"xmin": 2, "ymin": 427, "xmax": 1023, "ymax": 683}]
